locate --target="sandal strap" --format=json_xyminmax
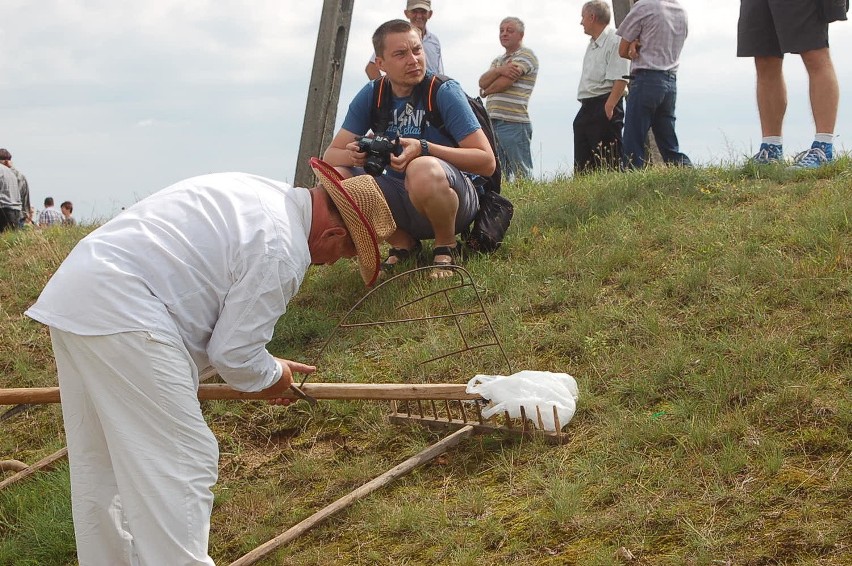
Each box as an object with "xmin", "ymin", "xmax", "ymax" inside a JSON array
[
  {"xmin": 381, "ymin": 240, "xmax": 422, "ymax": 270},
  {"xmin": 432, "ymin": 245, "xmax": 459, "ymax": 266},
  {"xmin": 432, "ymin": 245, "xmax": 457, "ymax": 257}
]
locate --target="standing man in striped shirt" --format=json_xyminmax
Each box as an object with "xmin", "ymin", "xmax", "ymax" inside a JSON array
[{"xmin": 479, "ymin": 17, "xmax": 539, "ymax": 181}]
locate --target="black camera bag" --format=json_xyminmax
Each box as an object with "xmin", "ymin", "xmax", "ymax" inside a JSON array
[{"xmin": 465, "ymin": 188, "xmax": 514, "ymax": 253}]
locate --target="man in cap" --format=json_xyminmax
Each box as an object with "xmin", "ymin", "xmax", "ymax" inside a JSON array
[
  {"xmin": 0, "ymin": 148, "xmax": 29, "ymax": 228},
  {"xmin": 25, "ymin": 158, "xmax": 395, "ymax": 565},
  {"xmin": 365, "ymin": 0, "xmax": 444, "ymax": 80}
]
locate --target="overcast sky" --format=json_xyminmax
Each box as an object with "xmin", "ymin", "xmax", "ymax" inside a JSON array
[{"xmin": 3, "ymin": 1, "xmax": 850, "ymax": 221}]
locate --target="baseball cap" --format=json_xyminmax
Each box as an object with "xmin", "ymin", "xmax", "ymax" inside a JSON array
[{"xmin": 406, "ymin": 0, "xmax": 431, "ymax": 11}]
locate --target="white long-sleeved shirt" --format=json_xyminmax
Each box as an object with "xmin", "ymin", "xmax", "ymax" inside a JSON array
[{"xmin": 26, "ymin": 172, "xmax": 313, "ymax": 392}]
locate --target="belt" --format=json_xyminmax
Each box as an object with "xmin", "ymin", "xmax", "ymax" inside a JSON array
[
  {"xmin": 628, "ymin": 69, "xmax": 677, "ymax": 78},
  {"xmin": 579, "ymin": 93, "xmax": 611, "ymax": 105}
]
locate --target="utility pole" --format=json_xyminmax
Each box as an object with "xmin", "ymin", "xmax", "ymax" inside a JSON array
[
  {"xmin": 612, "ymin": 0, "xmax": 632, "ymax": 27},
  {"xmin": 294, "ymin": 0, "xmax": 355, "ymax": 187}
]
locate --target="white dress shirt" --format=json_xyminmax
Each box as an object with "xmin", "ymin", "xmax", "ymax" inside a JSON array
[
  {"xmin": 577, "ymin": 28, "xmax": 631, "ymax": 100},
  {"xmin": 27, "ymin": 172, "xmax": 313, "ymax": 392}
]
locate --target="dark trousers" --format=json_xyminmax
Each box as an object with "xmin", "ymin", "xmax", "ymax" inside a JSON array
[
  {"xmin": 0, "ymin": 208, "xmax": 20, "ymax": 232},
  {"xmin": 573, "ymin": 94, "xmax": 624, "ymax": 174},
  {"xmin": 622, "ymin": 70, "xmax": 692, "ymax": 169}
]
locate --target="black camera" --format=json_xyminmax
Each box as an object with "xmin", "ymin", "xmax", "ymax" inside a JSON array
[{"xmin": 356, "ymin": 134, "xmax": 402, "ymax": 176}]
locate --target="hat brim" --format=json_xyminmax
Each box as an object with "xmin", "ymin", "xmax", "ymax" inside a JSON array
[{"xmin": 310, "ymin": 158, "xmax": 383, "ymax": 286}]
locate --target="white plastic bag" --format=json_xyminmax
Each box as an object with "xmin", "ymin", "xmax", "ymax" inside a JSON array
[{"xmin": 465, "ymin": 370, "xmax": 579, "ymax": 432}]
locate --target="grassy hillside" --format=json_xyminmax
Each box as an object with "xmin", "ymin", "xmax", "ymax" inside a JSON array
[{"xmin": 1, "ymin": 161, "xmax": 850, "ymax": 565}]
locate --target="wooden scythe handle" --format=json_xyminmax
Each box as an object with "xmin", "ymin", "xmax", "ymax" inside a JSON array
[{"xmin": 0, "ymin": 383, "xmax": 482, "ymax": 405}]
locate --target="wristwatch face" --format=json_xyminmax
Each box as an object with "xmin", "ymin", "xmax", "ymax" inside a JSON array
[{"xmin": 420, "ymin": 138, "xmax": 429, "ymax": 156}]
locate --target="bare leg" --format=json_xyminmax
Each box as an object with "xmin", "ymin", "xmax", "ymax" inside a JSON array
[
  {"xmin": 755, "ymin": 56, "xmax": 786, "ymax": 137},
  {"xmin": 405, "ymin": 158, "xmax": 458, "ymax": 250},
  {"xmin": 405, "ymin": 158, "xmax": 459, "ymax": 278},
  {"xmin": 800, "ymin": 48, "xmax": 839, "ymax": 134}
]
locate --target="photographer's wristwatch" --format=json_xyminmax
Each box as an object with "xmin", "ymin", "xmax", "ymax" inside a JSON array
[{"xmin": 420, "ymin": 139, "xmax": 429, "ymax": 157}]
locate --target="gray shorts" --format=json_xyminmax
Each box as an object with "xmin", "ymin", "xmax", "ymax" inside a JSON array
[
  {"xmin": 737, "ymin": 0, "xmax": 829, "ymax": 57},
  {"xmin": 350, "ymin": 159, "xmax": 479, "ymax": 241}
]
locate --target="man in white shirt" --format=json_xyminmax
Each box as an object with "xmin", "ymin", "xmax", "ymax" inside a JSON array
[
  {"xmin": 574, "ymin": 1, "xmax": 631, "ymax": 173},
  {"xmin": 25, "ymin": 158, "xmax": 395, "ymax": 566},
  {"xmin": 365, "ymin": 0, "xmax": 444, "ymax": 79}
]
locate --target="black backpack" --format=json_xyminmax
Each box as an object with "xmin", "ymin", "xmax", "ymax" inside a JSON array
[{"xmin": 369, "ymin": 74, "xmax": 513, "ymax": 253}]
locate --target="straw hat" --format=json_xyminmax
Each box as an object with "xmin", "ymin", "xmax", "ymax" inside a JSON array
[{"xmin": 310, "ymin": 158, "xmax": 396, "ymax": 286}]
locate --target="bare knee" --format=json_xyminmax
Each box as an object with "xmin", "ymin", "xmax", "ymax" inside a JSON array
[
  {"xmin": 405, "ymin": 157, "xmax": 450, "ymax": 201},
  {"xmin": 800, "ymin": 48, "xmax": 835, "ymax": 74},
  {"xmin": 755, "ymin": 56, "xmax": 783, "ymax": 79}
]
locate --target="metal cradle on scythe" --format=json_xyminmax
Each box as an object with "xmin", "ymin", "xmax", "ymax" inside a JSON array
[{"xmin": 302, "ymin": 264, "xmax": 570, "ymax": 445}]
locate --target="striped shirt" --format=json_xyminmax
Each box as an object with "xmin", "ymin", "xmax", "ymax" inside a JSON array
[
  {"xmin": 485, "ymin": 46, "xmax": 538, "ymax": 123},
  {"xmin": 616, "ymin": 0, "xmax": 688, "ymax": 72},
  {"xmin": 38, "ymin": 207, "xmax": 64, "ymax": 226}
]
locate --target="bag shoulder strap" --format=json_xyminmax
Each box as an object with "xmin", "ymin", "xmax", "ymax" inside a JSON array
[
  {"xmin": 423, "ymin": 74, "xmax": 451, "ymax": 139},
  {"xmin": 369, "ymin": 76, "xmax": 394, "ymax": 133}
]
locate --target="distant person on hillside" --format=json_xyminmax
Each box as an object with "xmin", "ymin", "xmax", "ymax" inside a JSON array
[
  {"xmin": 617, "ymin": 0, "xmax": 692, "ymax": 169},
  {"xmin": 61, "ymin": 201, "xmax": 76, "ymax": 226},
  {"xmin": 25, "ymin": 160, "xmax": 395, "ymax": 565},
  {"xmin": 324, "ymin": 19, "xmax": 495, "ymax": 279},
  {"xmin": 0, "ymin": 148, "xmax": 30, "ymax": 228},
  {"xmin": 574, "ymin": 1, "xmax": 631, "ymax": 173},
  {"xmin": 738, "ymin": 0, "xmax": 844, "ymax": 168},
  {"xmin": 38, "ymin": 197, "xmax": 64, "ymax": 226},
  {"xmin": 0, "ymin": 151, "xmax": 21, "ymax": 232},
  {"xmin": 365, "ymin": 0, "xmax": 444, "ymax": 80},
  {"xmin": 479, "ymin": 17, "xmax": 539, "ymax": 180}
]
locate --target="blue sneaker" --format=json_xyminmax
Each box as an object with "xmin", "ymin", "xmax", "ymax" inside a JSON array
[
  {"xmin": 751, "ymin": 143, "xmax": 783, "ymax": 164},
  {"xmin": 790, "ymin": 142, "xmax": 833, "ymax": 170}
]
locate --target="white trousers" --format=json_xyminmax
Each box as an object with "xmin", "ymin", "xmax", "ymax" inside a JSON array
[{"xmin": 51, "ymin": 329, "xmax": 219, "ymax": 566}]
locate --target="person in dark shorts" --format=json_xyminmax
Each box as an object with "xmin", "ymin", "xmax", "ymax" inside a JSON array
[
  {"xmin": 324, "ymin": 19, "xmax": 496, "ymax": 279},
  {"xmin": 737, "ymin": 0, "xmax": 843, "ymax": 168}
]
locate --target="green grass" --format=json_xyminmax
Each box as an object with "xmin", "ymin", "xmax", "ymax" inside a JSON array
[{"xmin": 1, "ymin": 160, "xmax": 850, "ymax": 565}]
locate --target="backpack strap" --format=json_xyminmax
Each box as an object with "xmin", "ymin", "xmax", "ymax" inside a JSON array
[
  {"xmin": 423, "ymin": 74, "xmax": 452, "ymax": 142},
  {"xmin": 369, "ymin": 76, "xmax": 393, "ymax": 134}
]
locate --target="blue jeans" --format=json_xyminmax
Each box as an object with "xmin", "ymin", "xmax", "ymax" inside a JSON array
[
  {"xmin": 622, "ymin": 70, "xmax": 692, "ymax": 169},
  {"xmin": 492, "ymin": 119, "xmax": 533, "ymax": 180}
]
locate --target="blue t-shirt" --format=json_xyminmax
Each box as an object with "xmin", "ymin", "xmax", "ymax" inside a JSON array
[{"xmin": 341, "ymin": 74, "xmax": 481, "ymax": 179}]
